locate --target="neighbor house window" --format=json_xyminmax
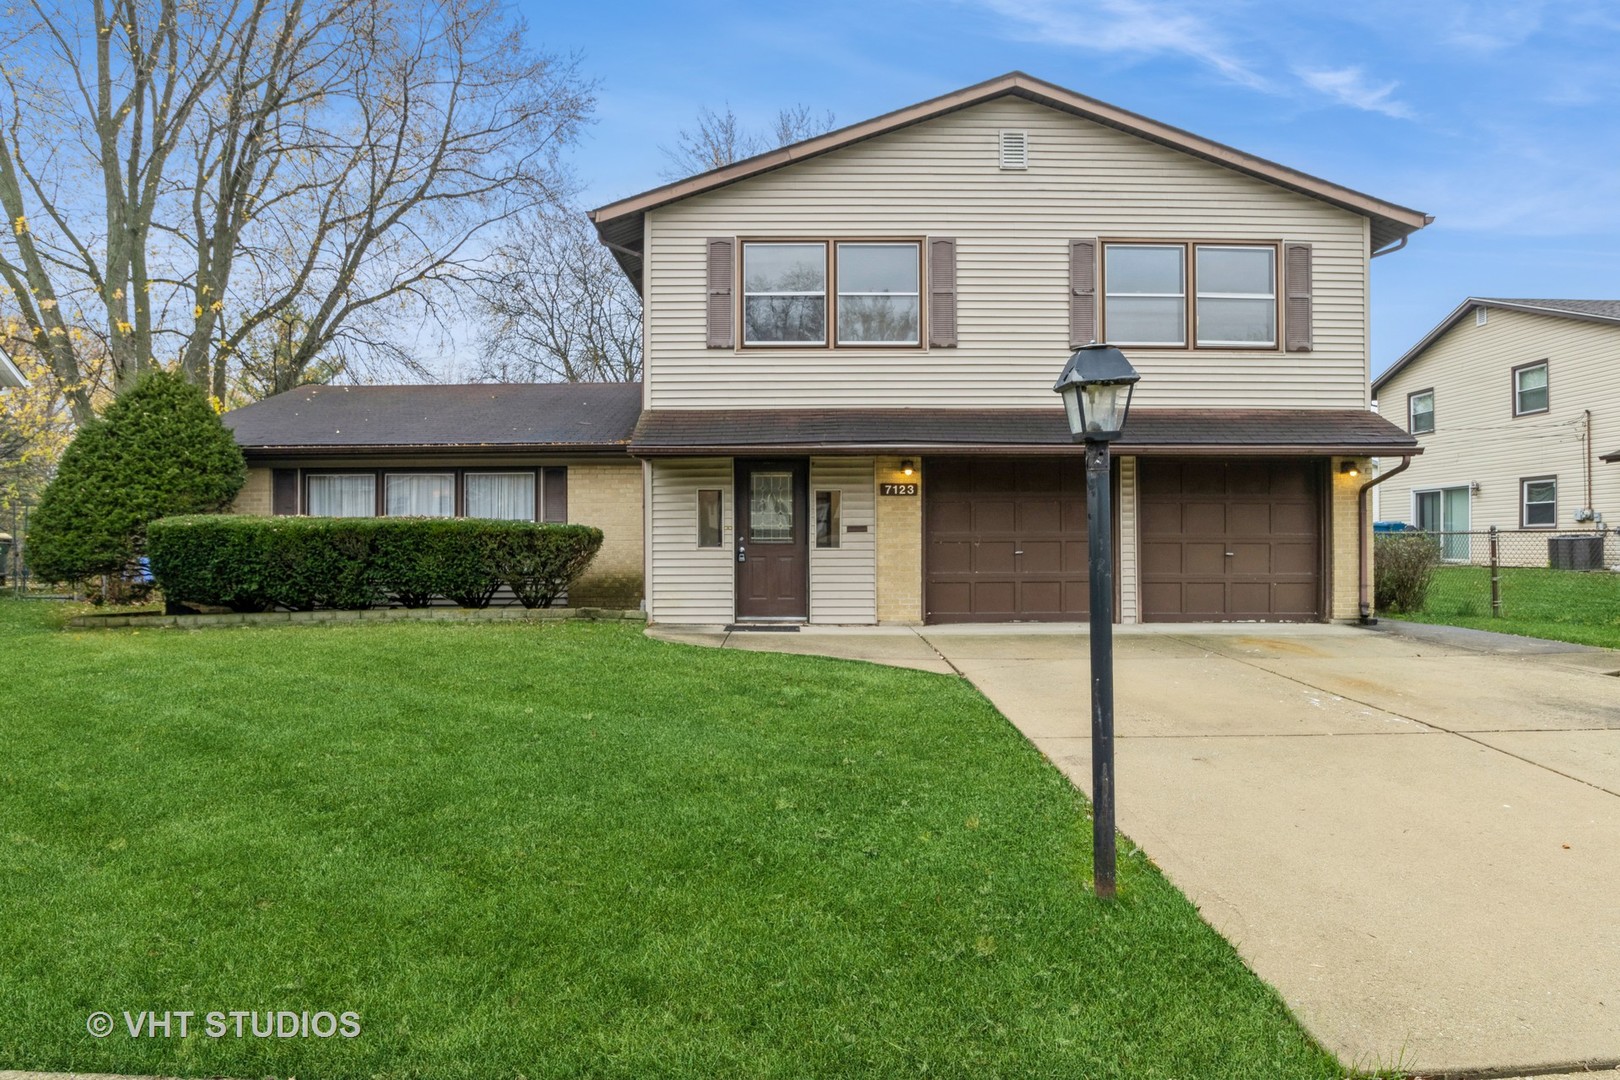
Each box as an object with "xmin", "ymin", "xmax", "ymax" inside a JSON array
[
  {"xmin": 1194, "ymin": 246, "xmax": 1276, "ymax": 346},
  {"xmin": 1103, "ymin": 244, "xmax": 1186, "ymax": 346},
  {"xmin": 306, "ymin": 473, "xmax": 376, "ymax": 517},
  {"xmin": 1409, "ymin": 389, "xmax": 1435, "ymax": 434},
  {"xmin": 742, "ymin": 242, "xmax": 827, "ymax": 345},
  {"xmin": 835, "ymin": 242, "xmax": 920, "ymax": 345},
  {"xmin": 696, "ymin": 489, "xmax": 723, "ymax": 548},
  {"xmin": 465, "ymin": 472, "xmax": 535, "ymax": 521},
  {"xmin": 384, "ymin": 472, "xmax": 455, "ymax": 517},
  {"xmin": 1521, "ymin": 476, "xmax": 1557, "ymax": 527},
  {"xmin": 815, "ymin": 489, "xmax": 841, "ymax": 549},
  {"xmin": 1514, "ymin": 361, "xmax": 1549, "ymax": 416}
]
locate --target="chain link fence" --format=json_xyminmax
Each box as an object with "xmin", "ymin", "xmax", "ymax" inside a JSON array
[
  {"xmin": 1400, "ymin": 526, "xmax": 1620, "ymax": 625},
  {"xmin": 4, "ymin": 499, "xmax": 75, "ymax": 600}
]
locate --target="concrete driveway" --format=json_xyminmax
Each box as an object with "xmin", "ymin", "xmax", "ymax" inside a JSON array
[{"xmin": 650, "ymin": 620, "xmax": 1620, "ymax": 1077}]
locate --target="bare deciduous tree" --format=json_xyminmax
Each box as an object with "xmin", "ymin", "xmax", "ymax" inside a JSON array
[
  {"xmin": 472, "ymin": 208, "xmax": 640, "ymax": 383},
  {"xmin": 659, "ymin": 102, "xmax": 835, "ymax": 179},
  {"xmin": 0, "ymin": 0, "xmax": 593, "ymax": 419}
]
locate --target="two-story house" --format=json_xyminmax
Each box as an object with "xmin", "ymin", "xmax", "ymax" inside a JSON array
[
  {"xmin": 590, "ymin": 72, "xmax": 1428, "ymax": 626},
  {"xmin": 1372, "ymin": 298, "xmax": 1620, "ymax": 542}
]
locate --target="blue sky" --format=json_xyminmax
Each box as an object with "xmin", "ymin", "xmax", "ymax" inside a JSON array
[{"xmin": 522, "ymin": 0, "xmax": 1620, "ymax": 375}]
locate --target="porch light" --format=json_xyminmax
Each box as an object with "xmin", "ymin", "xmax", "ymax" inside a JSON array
[
  {"xmin": 1340, "ymin": 461, "xmax": 1360, "ymax": 477},
  {"xmin": 1053, "ymin": 343, "xmax": 1140, "ymax": 442},
  {"xmin": 901, "ymin": 459, "xmax": 915, "ymax": 477},
  {"xmin": 1052, "ymin": 342, "xmax": 1139, "ymax": 903}
]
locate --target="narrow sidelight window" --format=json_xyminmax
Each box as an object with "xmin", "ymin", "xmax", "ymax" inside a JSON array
[
  {"xmin": 836, "ymin": 242, "xmax": 920, "ymax": 345},
  {"xmin": 1521, "ymin": 477, "xmax": 1557, "ymax": 527},
  {"xmin": 466, "ymin": 472, "xmax": 536, "ymax": 521},
  {"xmin": 1103, "ymin": 244, "xmax": 1186, "ymax": 346},
  {"xmin": 815, "ymin": 490, "xmax": 841, "ymax": 549},
  {"xmin": 697, "ymin": 489, "xmax": 723, "ymax": 548},
  {"xmin": 306, "ymin": 473, "xmax": 376, "ymax": 517},
  {"xmin": 1195, "ymin": 245, "xmax": 1276, "ymax": 346},
  {"xmin": 384, "ymin": 473, "xmax": 455, "ymax": 517},
  {"xmin": 742, "ymin": 242, "xmax": 827, "ymax": 345},
  {"xmin": 1409, "ymin": 390, "xmax": 1435, "ymax": 434},
  {"xmin": 1514, "ymin": 361, "xmax": 1549, "ymax": 416}
]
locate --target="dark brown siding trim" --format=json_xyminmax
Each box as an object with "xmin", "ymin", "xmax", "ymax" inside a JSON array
[
  {"xmin": 1511, "ymin": 358, "xmax": 1550, "ymax": 418},
  {"xmin": 633, "ymin": 443, "xmax": 1422, "ymax": 458}
]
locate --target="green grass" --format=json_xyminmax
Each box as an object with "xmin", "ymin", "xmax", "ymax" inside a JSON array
[
  {"xmin": 1390, "ymin": 565, "xmax": 1620, "ymax": 649},
  {"xmin": 0, "ymin": 600, "xmax": 1347, "ymax": 1079}
]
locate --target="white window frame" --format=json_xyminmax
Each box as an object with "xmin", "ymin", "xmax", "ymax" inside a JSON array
[
  {"xmin": 1102, "ymin": 243, "xmax": 1187, "ymax": 347},
  {"xmin": 741, "ymin": 241, "xmax": 828, "ymax": 347},
  {"xmin": 1520, "ymin": 476, "xmax": 1557, "ymax": 528},
  {"xmin": 1409, "ymin": 390, "xmax": 1435, "ymax": 435},
  {"xmin": 834, "ymin": 242, "xmax": 921, "ymax": 347},
  {"xmin": 1194, "ymin": 244, "xmax": 1277, "ymax": 348},
  {"xmin": 1513, "ymin": 361, "xmax": 1550, "ymax": 417}
]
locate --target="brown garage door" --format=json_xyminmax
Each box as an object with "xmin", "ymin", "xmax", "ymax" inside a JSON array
[
  {"xmin": 925, "ymin": 456, "xmax": 1092, "ymax": 623},
  {"xmin": 1139, "ymin": 458, "xmax": 1322, "ymax": 622}
]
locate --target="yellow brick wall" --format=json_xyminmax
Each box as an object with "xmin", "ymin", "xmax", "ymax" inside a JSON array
[
  {"xmin": 1329, "ymin": 457, "xmax": 1370, "ymax": 621},
  {"xmin": 233, "ymin": 467, "xmax": 272, "ymax": 515},
  {"xmin": 568, "ymin": 462, "xmax": 645, "ymax": 610},
  {"xmin": 874, "ymin": 455, "xmax": 923, "ymax": 623}
]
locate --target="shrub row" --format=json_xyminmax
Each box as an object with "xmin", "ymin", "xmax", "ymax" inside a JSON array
[
  {"xmin": 147, "ymin": 515, "xmax": 603, "ymax": 613},
  {"xmin": 1374, "ymin": 531, "xmax": 1443, "ymax": 614}
]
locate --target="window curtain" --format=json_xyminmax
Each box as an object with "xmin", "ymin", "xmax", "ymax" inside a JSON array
[
  {"xmin": 465, "ymin": 473, "xmax": 536, "ymax": 520},
  {"xmin": 385, "ymin": 473, "xmax": 455, "ymax": 517},
  {"xmin": 306, "ymin": 474, "xmax": 376, "ymax": 517}
]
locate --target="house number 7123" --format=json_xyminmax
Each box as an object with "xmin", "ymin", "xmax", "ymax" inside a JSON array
[{"xmin": 880, "ymin": 482, "xmax": 919, "ymax": 496}]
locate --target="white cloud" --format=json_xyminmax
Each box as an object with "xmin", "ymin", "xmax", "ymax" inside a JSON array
[
  {"xmin": 1295, "ymin": 66, "xmax": 1415, "ymax": 119},
  {"xmin": 968, "ymin": 0, "xmax": 1274, "ymax": 92}
]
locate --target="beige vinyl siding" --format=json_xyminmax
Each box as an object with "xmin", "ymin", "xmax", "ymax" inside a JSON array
[
  {"xmin": 649, "ymin": 458, "xmax": 735, "ymax": 624},
  {"xmin": 645, "ymin": 97, "xmax": 1371, "ymax": 410},
  {"xmin": 1118, "ymin": 456, "xmax": 1138, "ymax": 624},
  {"xmin": 809, "ymin": 457, "xmax": 877, "ymax": 623},
  {"xmin": 1374, "ymin": 308, "xmax": 1620, "ymax": 536}
]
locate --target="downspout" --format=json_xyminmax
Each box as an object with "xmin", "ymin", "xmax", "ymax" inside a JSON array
[
  {"xmin": 1370, "ymin": 235, "xmax": 1409, "ymax": 259},
  {"xmin": 1357, "ymin": 455, "xmax": 1414, "ymax": 623}
]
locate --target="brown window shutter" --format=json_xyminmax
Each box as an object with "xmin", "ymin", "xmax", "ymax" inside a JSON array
[
  {"xmin": 1069, "ymin": 238, "xmax": 1097, "ymax": 348},
  {"xmin": 1284, "ymin": 242, "xmax": 1313, "ymax": 352},
  {"xmin": 542, "ymin": 467, "xmax": 568, "ymax": 523},
  {"xmin": 706, "ymin": 238, "xmax": 735, "ymax": 349},
  {"xmin": 927, "ymin": 237, "xmax": 958, "ymax": 348},
  {"xmin": 272, "ymin": 469, "xmax": 299, "ymax": 515}
]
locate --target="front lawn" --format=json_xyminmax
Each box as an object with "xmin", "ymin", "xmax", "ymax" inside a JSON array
[
  {"xmin": 0, "ymin": 600, "xmax": 1345, "ymax": 1079},
  {"xmin": 1389, "ymin": 565, "xmax": 1620, "ymax": 650}
]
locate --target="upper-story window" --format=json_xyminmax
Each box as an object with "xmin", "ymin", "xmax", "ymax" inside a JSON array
[
  {"xmin": 1513, "ymin": 360, "xmax": 1549, "ymax": 416},
  {"xmin": 1103, "ymin": 241, "xmax": 1278, "ymax": 349},
  {"xmin": 741, "ymin": 240, "xmax": 921, "ymax": 348},
  {"xmin": 1408, "ymin": 389, "xmax": 1435, "ymax": 434}
]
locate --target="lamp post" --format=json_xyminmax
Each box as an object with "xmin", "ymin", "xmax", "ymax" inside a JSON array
[{"xmin": 1053, "ymin": 343, "xmax": 1140, "ymax": 900}]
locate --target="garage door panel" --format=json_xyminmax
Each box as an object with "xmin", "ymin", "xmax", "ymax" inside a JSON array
[
  {"xmin": 1140, "ymin": 458, "xmax": 1322, "ymax": 622},
  {"xmin": 925, "ymin": 456, "xmax": 1100, "ymax": 623}
]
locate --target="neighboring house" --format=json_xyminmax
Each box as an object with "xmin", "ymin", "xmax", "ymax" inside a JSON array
[
  {"xmin": 222, "ymin": 383, "xmax": 645, "ymax": 609},
  {"xmin": 1371, "ymin": 298, "xmax": 1620, "ymax": 546},
  {"xmin": 588, "ymin": 71, "xmax": 1427, "ymax": 625},
  {"xmin": 0, "ymin": 352, "xmax": 27, "ymax": 389}
]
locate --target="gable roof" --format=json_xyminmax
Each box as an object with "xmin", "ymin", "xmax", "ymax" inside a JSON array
[
  {"xmin": 589, "ymin": 71, "xmax": 1432, "ymax": 289},
  {"xmin": 0, "ymin": 351, "xmax": 27, "ymax": 389},
  {"xmin": 223, "ymin": 382, "xmax": 643, "ymax": 455},
  {"xmin": 1373, "ymin": 298, "xmax": 1620, "ymax": 395}
]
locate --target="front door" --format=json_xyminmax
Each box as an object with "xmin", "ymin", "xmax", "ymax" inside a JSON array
[{"xmin": 735, "ymin": 459, "xmax": 808, "ymax": 620}]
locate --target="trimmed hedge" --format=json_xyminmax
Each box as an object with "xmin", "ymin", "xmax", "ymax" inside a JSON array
[{"xmin": 147, "ymin": 516, "xmax": 604, "ymax": 613}]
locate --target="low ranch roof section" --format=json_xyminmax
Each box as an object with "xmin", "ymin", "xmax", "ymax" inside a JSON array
[
  {"xmin": 629, "ymin": 407, "xmax": 1422, "ymax": 457},
  {"xmin": 224, "ymin": 382, "xmax": 643, "ymax": 455},
  {"xmin": 589, "ymin": 70, "xmax": 1432, "ymax": 290}
]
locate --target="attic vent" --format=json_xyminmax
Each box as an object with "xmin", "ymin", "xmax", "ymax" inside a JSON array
[
  {"xmin": 999, "ymin": 130, "xmax": 1028, "ymax": 170},
  {"xmin": 1476, "ymin": 307, "xmax": 1488, "ymax": 326}
]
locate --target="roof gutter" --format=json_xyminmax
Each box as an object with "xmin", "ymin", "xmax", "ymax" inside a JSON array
[
  {"xmin": 1370, "ymin": 235, "xmax": 1408, "ymax": 258},
  {"xmin": 1356, "ymin": 454, "xmax": 1414, "ymax": 623}
]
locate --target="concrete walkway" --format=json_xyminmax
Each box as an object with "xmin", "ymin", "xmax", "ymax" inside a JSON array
[{"xmin": 649, "ymin": 620, "xmax": 1620, "ymax": 1078}]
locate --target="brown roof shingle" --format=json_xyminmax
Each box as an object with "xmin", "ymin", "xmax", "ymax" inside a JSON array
[
  {"xmin": 225, "ymin": 382, "xmax": 642, "ymax": 453},
  {"xmin": 629, "ymin": 407, "xmax": 1420, "ymax": 456}
]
